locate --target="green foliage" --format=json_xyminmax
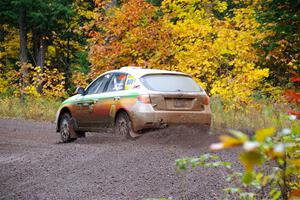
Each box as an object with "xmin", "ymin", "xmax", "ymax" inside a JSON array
[
  {"xmin": 256, "ymin": 0, "xmax": 300, "ymax": 86},
  {"xmin": 176, "ymin": 154, "xmax": 232, "ymax": 171},
  {"xmin": 176, "ymin": 117, "xmax": 300, "ymax": 199},
  {"xmin": 0, "ymin": 0, "xmax": 74, "ymax": 33},
  {"xmin": 0, "ymin": 0, "xmax": 93, "ymax": 96}
]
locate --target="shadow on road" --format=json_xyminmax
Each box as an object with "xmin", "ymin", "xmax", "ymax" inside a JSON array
[
  {"xmin": 0, "ymin": 118, "xmax": 218, "ymax": 149},
  {"xmin": 74, "ymin": 125, "xmax": 218, "ymax": 149}
]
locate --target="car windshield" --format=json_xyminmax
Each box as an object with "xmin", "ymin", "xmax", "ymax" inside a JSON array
[{"xmin": 140, "ymin": 74, "xmax": 202, "ymax": 92}]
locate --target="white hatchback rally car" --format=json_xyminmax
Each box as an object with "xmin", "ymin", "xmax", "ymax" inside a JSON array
[{"xmin": 56, "ymin": 67, "xmax": 211, "ymax": 142}]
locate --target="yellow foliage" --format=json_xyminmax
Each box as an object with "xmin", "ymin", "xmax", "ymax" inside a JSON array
[
  {"xmin": 240, "ymin": 151, "xmax": 264, "ymax": 171},
  {"xmin": 0, "ymin": 76, "xmax": 10, "ymax": 94},
  {"xmin": 0, "ymin": 24, "xmax": 19, "ymax": 65},
  {"xmin": 87, "ymin": 0, "xmax": 281, "ymax": 109},
  {"xmin": 210, "ymin": 68, "xmax": 269, "ymax": 109},
  {"xmin": 72, "ymin": 71, "xmax": 89, "ymax": 88},
  {"xmin": 42, "ymin": 67, "xmax": 67, "ymax": 98},
  {"xmin": 161, "ymin": 0, "xmax": 274, "ymax": 107},
  {"xmin": 23, "ymin": 85, "xmax": 41, "ymax": 97},
  {"xmin": 0, "ymin": 24, "xmax": 21, "ymax": 94},
  {"xmin": 255, "ymin": 127, "xmax": 276, "ymax": 142},
  {"xmin": 23, "ymin": 66, "xmax": 67, "ymax": 98},
  {"xmin": 219, "ymin": 135, "xmax": 243, "ymax": 147}
]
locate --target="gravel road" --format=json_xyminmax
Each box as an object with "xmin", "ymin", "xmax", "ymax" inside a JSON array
[{"xmin": 0, "ymin": 119, "xmax": 241, "ymax": 200}]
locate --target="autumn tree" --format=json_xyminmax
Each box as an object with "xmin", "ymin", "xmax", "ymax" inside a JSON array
[
  {"xmin": 0, "ymin": 0, "xmax": 32, "ymax": 90},
  {"xmin": 0, "ymin": 0, "xmax": 94, "ymax": 95},
  {"xmin": 88, "ymin": 0, "xmax": 174, "ymax": 78},
  {"xmin": 88, "ymin": 0, "xmax": 274, "ymax": 107},
  {"xmin": 256, "ymin": 0, "xmax": 300, "ymax": 87},
  {"xmin": 0, "ymin": 24, "xmax": 20, "ymax": 93}
]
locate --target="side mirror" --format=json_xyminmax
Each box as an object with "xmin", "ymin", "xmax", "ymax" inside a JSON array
[{"xmin": 75, "ymin": 87, "xmax": 85, "ymax": 95}]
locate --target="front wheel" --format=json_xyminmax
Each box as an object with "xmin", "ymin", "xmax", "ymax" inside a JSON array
[
  {"xmin": 59, "ymin": 113, "xmax": 77, "ymax": 143},
  {"xmin": 115, "ymin": 112, "xmax": 140, "ymax": 139}
]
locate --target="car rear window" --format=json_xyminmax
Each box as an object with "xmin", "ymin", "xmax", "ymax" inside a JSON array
[{"xmin": 140, "ymin": 74, "xmax": 202, "ymax": 92}]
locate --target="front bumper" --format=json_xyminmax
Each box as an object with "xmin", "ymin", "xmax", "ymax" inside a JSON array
[{"xmin": 129, "ymin": 104, "xmax": 212, "ymax": 132}]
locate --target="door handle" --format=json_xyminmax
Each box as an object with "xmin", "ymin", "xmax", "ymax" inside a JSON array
[
  {"xmin": 113, "ymin": 97, "xmax": 120, "ymax": 101},
  {"xmin": 88, "ymin": 100, "xmax": 98, "ymax": 112},
  {"xmin": 82, "ymin": 102, "xmax": 90, "ymax": 106}
]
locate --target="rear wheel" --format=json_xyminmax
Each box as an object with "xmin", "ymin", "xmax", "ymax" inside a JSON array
[
  {"xmin": 115, "ymin": 112, "xmax": 140, "ymax": 139},
  {"xmin": 76, "ymin": 131, "xmax": 86, "ymax": 138},
  {"xmin": 59, "ymin": 113, "xmax": 77, "ymax": 143}
]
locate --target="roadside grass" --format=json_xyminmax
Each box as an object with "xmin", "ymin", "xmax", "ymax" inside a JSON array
[
  {"xmin": 0, "ymin": 95, "xmax": 290, "ymax": 132},
  {"xmin": 0, "ymin": 95, "xmax": 61, "ymax": 122},
  {"xmin": 211, "ymin": 96, "xmax": 290, "ymax": 133}
]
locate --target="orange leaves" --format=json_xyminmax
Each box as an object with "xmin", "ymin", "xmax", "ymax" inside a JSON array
[
  {"xmin": 87, "ymin": 0, "xmax": 289, "ymax": 113},
  {"xmin": 284, "ymin": 77, "xmax": 300, "ymax": 118},
  {"xmin": 291, "ymin": 77, "xmax": 300, "ymax": 82},
  {"xmin": 284, "ymin": 89, "xmax": 300, "ymax": 103},
  {"xmin": 88, "ymin": 0, "xmax": 173, "ymax": 76},
  {"xmin": 289, "ymin": 189, "xmax": 300, "ymax": 200}
]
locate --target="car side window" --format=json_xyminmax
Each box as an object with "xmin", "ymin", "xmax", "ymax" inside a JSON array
[
  {"xmin": 125, "ymin": 74, "xmax": 136, "ymax": 90},
  {"xmin": 106, "ymin": 73, "xmax": 127, "ymax": 92},
  {"xmin": 85, "ymin": 77, "xmax": 104, "ymax": 95},
  {"xmin": 85, "ymin": 73, "xmax": 113, "ymax": 95},
  {"xmin": 95, "ymin": 73, "xmax": 112, "ymax": 93}
]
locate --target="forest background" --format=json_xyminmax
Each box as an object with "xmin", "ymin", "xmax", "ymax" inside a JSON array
[{"xmin": 0, "ymin": 0, "xmax": 299, "ymax": 125}]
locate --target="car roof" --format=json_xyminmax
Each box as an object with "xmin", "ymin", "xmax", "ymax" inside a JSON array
[{"xmin": 106, "ymin": 66, "xmax": 189, "ymax": 79}]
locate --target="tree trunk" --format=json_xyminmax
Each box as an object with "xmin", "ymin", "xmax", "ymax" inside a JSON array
[
  {"xmin": 32, "ymin": 29, "xmax": 39, "ymax": 65},
  {"xmin": 19, "ymin": 8, "xmax": 29, "ymax": 89},
  {"xmin": 65, "ymin": 31, "xmax": 71, "ymax": 90},
  {"xmin": 36, "ymin": 36, "xmax": 46, "ymax": 93}
]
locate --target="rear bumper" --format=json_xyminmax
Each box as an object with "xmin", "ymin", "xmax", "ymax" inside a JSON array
[{"xmin": 129, "ymin": 104, "xmax": 212, "ymax": 132}]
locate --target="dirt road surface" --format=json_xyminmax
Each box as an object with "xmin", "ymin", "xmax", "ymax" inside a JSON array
[{"xmin": 0, "ymin": 119, "xmax": 241, "ymax": 200}]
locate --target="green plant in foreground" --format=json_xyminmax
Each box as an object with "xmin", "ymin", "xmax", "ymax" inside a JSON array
[{"xmin": 176, "ymin": 116, "xmax": 300, "ymax": 200}]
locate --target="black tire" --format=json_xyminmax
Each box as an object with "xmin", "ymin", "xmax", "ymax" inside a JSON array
[
  {"xmin": 76, "ymin": 131, "xmax": 86, "ymax": 138},
  {"xmin": 59, "ymin": 113, "xmax": 77, "ymax": 143},
  {"xmin": 115, "ymin": 112, "xmax": 140, "ymax": 139}
]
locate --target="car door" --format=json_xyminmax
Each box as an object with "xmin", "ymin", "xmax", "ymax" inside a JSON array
[
  {"xmin": 86, "ymin": 73, "xmax": 114, "ymax": 130},
  {"xmin": 76, "ymin": 75, "xmax": 110, "ymax": 129},
  {"xmin": 99, "ymin": 73, "xmax": 127, "ymax": 127}
]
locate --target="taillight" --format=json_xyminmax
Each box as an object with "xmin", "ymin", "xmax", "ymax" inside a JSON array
[
  {"xmin": 137, "ymin": 95, "xmax": 151, "ymax": 104},
  {"xmin": 203, "ymin": 95, "xmax": 210, "ymax": 105}
]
